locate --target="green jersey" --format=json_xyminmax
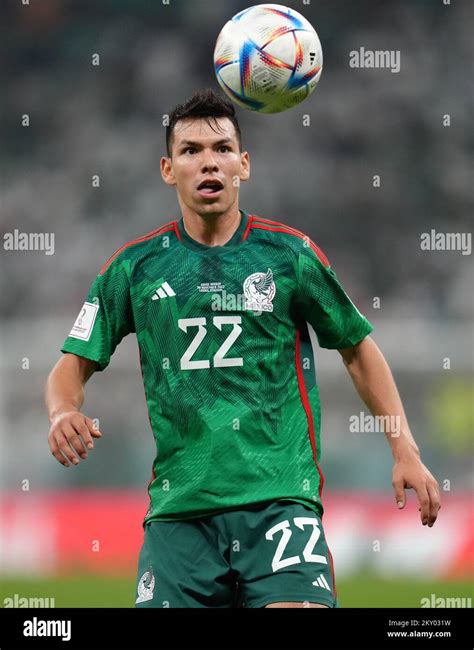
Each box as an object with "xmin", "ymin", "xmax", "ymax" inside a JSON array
[{"xmin": 61, "ymin": 210, "xmax": 373, "ymax": 522}]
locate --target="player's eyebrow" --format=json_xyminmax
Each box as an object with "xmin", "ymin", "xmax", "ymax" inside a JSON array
[{"xmin": 178, "ymin": 138, "xmax": 234, "ymax": 149}]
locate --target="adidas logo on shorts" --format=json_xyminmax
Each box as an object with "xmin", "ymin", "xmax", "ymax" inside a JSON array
[{"xmin": 312, "ymin": 574, "xmax": 331, "ymax": 591}]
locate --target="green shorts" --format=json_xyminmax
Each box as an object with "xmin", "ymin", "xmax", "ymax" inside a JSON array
[{"xmin": 135, "ymin": 499, "xmax": 340, "ymax": 608}]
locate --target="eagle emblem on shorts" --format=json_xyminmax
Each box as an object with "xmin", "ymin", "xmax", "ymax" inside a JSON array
[{"xmin": 135, "ymin": 565, "xmax": 155, "ymax": 604}]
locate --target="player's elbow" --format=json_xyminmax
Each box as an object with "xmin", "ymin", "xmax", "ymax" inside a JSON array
[
  {"xmin": 51, "ymin": 353, "xmax": 97, "ymax": 385},
  {"xmin": 338, "ymin": 338, "xmax": 363, "ymax": 367}
]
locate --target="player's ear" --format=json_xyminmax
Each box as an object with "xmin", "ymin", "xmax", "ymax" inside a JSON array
[
  {"xmin": 160, "ymin": 156, "xmax": 177, "ymax": 186},
  {"xmin": 239, "ymin": 151, "xmax": 250, "ymax": 183}
]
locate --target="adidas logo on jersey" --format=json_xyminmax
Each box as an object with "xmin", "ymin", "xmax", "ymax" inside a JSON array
[
  {"xmin": 312, "ymin": 574, "xmax": 331, "ymax": 591},
  {"xmin": 151, "ymin": 281, "xmax": 176, "ymax": 301}
]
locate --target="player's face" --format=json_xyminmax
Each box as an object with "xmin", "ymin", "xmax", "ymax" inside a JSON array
[{"xmin": 160, "ymin": 117, "xmax": 250, "ymax": 218}]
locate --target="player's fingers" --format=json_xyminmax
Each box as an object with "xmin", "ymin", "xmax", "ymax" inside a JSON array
[
  {"xmin": 72, "ymin": 417, "xmax": 99, "ymax": 457},
  {"xmin": 426, "ymin": 481, "xmax": 441, "ymax": 527},
  {"xmin": 62, "ymin": 422, "xmax": 90, "ymax": 461},
  {"xmin": 49, "ymin": 435, "xmax": 71, "ymax": 468},
  {"xmin": 63, "ymin": 422, "xmax": 89, "ymax": 458},
  {"xmin": 85, "ymin": 417, "xmax": 102, "ymax": 440},
  {"xmin": 56, "ymin": 430, "xmax": 81, "ymax": 465},
  {"xmin": 414, "ymin": 483, "xmax": 430, "ymax": 525},
  {"xmin": 392, "ymin": 478, "xmax": 406, "ymax": 509}
]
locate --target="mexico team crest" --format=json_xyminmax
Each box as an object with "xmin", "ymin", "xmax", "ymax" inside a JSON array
[
  {"xmin": 243, "ymin": 268, "xmax": 276, "ymax": 312},
  {"xmin": 135, "ymin": 566, "xmax": 155, "ymax": 604}
]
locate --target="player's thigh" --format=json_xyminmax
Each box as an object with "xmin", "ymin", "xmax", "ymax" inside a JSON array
[
  {"xmin": 135, "ymin": 518, "xmax": 233, "ymax": 608},
  {"xmin": 230, "ymin": 500, "xmax": 339, "ymax": 608}
]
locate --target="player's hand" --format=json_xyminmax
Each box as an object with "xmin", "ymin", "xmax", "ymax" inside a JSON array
[
  {"xmin": 48, "ymin": 411, "xmax": 102, "ymax": 468},
  {"xmin": 392, "ymin": 456, "xmax": 441, "ymax": 527}
]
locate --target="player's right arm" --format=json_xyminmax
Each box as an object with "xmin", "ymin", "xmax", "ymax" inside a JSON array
[
  {"xmin": 47, "ymin": 247, "xmax": 134, "ymax": 467},
  {"xmin": 45, "ymin": 353, "xmax": 102, "ymax": 467}
]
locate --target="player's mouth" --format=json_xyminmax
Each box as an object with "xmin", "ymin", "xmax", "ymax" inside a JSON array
[{"xmin": 197, "ymin": 178, "xmax": 224, "ymax": 198}]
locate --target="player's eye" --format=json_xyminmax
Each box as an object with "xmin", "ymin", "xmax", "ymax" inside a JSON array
[
  {"xmin": 218, "ymin": 145, "xmax": 231, "ymax": 152},
  {"xmin": 183, "ymin": 147, "xmax": 196, "ymax": 154}
]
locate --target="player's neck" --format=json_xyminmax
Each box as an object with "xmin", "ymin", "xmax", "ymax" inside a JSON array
[{"xmin": 180, "ymin": 206, "xmax": 242, "ymax": 247}]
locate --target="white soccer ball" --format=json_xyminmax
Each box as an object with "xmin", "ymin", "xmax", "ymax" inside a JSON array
[{"xmin": 213, "ymin": 3, "xmax": 323, "ymax": 114}]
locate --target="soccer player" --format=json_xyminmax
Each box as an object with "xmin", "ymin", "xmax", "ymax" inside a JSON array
[{"xmin": 45, "ymin": 88, "xmax": 441, "ymax": 608}]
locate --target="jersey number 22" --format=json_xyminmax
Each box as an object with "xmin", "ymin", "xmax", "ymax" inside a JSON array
[{"xmin": 179, "ymin": 316, "xmax": 243, "ymax": 370}]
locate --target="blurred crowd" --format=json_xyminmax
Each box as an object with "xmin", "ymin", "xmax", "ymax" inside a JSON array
[{"xmin": 1, "ymin": 0, "xmax": 471, "ymax": 320}]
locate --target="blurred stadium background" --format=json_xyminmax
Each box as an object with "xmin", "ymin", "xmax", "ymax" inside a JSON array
[{"xmin": 0, "ymin": 0, "xmax": 472, "ymax": 608}]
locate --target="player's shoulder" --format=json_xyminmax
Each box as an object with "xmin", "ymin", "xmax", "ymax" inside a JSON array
[
  {"xmin": 247, "ymin": 213, "xmax": 330, "ymax": 268},
  {"xmin": 98, "ymin": 219, "xmax": 179, "ymax": 276}
]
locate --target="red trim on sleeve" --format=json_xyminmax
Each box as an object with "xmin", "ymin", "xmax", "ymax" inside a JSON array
[
  {"xmin": 99, "ymin": 221, "xmax": 177, "ymax": 275},
  {"xmin": 251, "ymin": 218, "xmax": 330, "ymax": 268}
]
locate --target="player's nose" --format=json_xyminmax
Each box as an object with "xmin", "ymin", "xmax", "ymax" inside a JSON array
[{"xmin": 200, "ymin": 149, "xmax": 219, "ymax": 173}]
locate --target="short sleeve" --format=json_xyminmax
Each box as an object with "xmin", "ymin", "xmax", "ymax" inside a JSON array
[
  {"xmin": 294, "ymin": 243, "xmax": 373, "ymax": 349},
  {"xmin": 61, "ymin": 255, "xmax": 134, "ymax": 371}
]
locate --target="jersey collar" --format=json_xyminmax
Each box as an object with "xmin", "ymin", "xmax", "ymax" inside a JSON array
[{"xmin": 177, "ymin": 209, "xmax": 249, "ymax": 254}]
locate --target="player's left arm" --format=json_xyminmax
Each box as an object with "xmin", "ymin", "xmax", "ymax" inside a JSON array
[{"xmin": 338, "ymin": 335, "xmax": 441, "ymax": 527}]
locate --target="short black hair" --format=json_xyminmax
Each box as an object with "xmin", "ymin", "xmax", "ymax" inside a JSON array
[{"xmin": 166, "ymin": 88, "xmax": 242, "ymax": 157}]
